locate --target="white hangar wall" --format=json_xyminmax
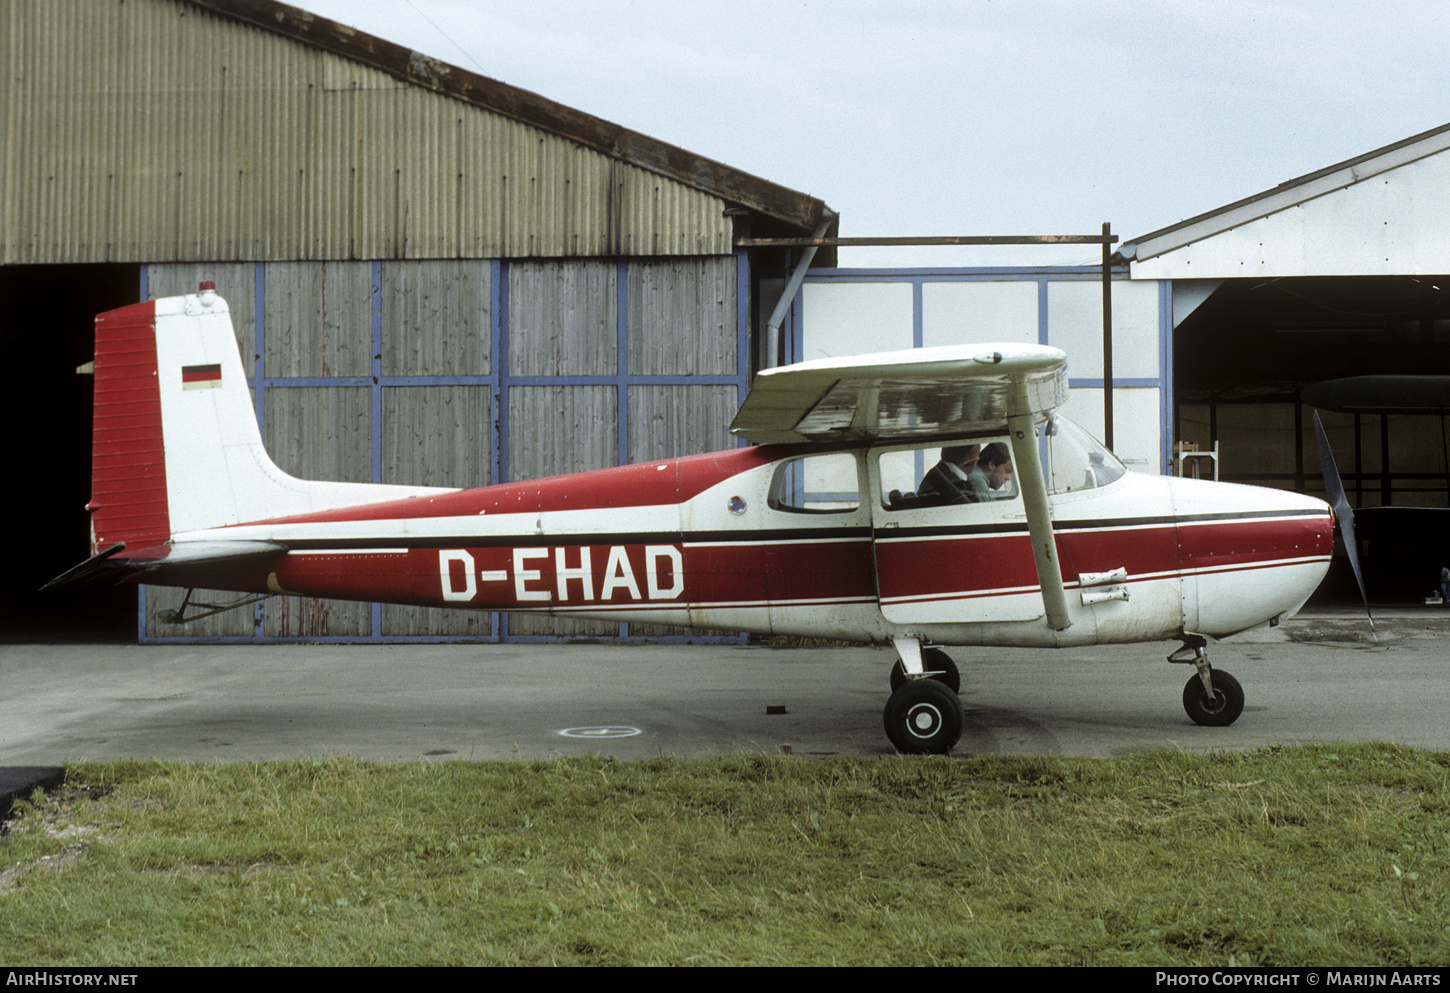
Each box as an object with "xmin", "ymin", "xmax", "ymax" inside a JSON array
[{"xmin": 793, "ymin": 268, "xmax": 1171, "ymax": 474}]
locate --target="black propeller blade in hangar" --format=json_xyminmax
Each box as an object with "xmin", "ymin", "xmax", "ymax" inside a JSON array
[{"xmin": 1312, "ymin": 410, "xmax": 1376, "ymax": 638}]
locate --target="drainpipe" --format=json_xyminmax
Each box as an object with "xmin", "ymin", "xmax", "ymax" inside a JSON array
[{"xmin": 763, "ymin": 208, "xmax": 837, "ymax": 368}]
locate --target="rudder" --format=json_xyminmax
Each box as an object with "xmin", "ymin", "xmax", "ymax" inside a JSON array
[{"xmin": 89, "ymin": 298, "xmax": 170, "ymax": 555}]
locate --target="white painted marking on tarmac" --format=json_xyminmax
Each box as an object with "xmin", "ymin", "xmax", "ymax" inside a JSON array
[{"xmin": 558, "ymin": 726, "xmax": 643, "ymax": 739}]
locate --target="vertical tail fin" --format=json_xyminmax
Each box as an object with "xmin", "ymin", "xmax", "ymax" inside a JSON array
[{"xmin": 88, "ymin": 283, "xmax": 452, "ymax": 554}]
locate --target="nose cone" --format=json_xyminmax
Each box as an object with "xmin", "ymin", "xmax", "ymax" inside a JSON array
[{"xmin": 1170, "ymin": 477, "xmax": 1334, "ymax": 636}]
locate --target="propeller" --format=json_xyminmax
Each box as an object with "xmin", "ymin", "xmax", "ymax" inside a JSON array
[{"xmin": 1312, "ymin": 411, "xmax": 1375, "ymax": 638}]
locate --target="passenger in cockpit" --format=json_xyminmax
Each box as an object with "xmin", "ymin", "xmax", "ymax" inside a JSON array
[{"xmin": 968, "ymin": 443, "xmax": 1014, "ymax": 500}]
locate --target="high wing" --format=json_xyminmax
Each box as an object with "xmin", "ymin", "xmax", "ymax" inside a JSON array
[
  {"xmin": 731, "ymin": 343, "xmax": 1074, "ymax": 631},
  {"xmin": 729, "ymin": 344, "xmax": 1068, "ymax": 444}
]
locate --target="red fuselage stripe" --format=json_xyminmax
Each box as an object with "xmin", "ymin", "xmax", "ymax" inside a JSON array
[
  {"xmin": 218, "ymin": 514, "xmax": 1331, "ymax": 612},
  {"xmin": 228, "ymin": 445, "xmax": 817, "ymax": 524}
]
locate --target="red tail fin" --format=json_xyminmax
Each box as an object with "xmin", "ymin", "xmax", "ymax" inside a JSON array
[{"xmin": 89, "ymin": 299, "xmax": 168, "ymax": 554}]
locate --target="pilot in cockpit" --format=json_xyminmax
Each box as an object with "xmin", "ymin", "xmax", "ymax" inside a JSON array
[
  {"xmin": 918, "ymin": 443, "xmax": 979, "ymax": 504},
  {"xmin": 919, "ymin": 442, "xmax": 1014, "ymax": 504}
]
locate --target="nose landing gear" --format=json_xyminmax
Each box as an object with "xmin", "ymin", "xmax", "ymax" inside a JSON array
[{"xmin": 1170, "ymin": 637, "xmax": 1245, "ymax": 727}]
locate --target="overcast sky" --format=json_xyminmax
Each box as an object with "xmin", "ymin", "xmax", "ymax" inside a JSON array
[{"xmin": 298, "ymin": 0, "xmax": 1450, "ymax": 267}]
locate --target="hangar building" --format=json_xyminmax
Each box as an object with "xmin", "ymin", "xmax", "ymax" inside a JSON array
[
  {"xmin": 1125, "ymin": 125, "xmax": 1450, "ymax": 601},
  {"xmin": 0, "ymin": 0, "xmax": 834, "ymax": 642}
]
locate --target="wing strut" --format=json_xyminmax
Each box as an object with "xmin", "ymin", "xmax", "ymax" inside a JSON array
[{"xmin": 1007, "ymin": 407, "xmax": 1071, "ymax": 632}]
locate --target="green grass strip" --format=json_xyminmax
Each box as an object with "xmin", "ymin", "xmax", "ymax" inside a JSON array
[{"xmin": 2, "ymin": 743, "xmax": 1448, "ymax": 966}]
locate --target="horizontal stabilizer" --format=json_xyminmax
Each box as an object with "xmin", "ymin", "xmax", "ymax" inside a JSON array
[
  {"xmin": 42, "ymin": 541, "xmax": 288, "ymax": 590},
  {"xmin": 730, "ymin": 344, "xmax": 1068, "ymax": 444},
  {"xmin": 40, "ymin": 543, "xmax": 127, "ymax": 590}
]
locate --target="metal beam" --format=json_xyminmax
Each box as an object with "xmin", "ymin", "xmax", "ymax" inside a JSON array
[{"xmin": 737, "ymin": 234, "xmax": 1119, "ymax": 248}]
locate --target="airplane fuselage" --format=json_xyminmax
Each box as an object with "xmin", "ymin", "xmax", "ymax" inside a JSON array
[{"xmin": 167, "ymin": 442, "xmax": 1334, "ymax": 650}]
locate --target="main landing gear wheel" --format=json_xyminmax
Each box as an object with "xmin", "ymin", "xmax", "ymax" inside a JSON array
[
  {"xmin": 883, "ymin": 678, "xmax": 963, "ymax": 755},
  {"xmin": 889, "ymin": 648, "xmax": 961, "ymax": 693},
  {"xmin": 1182, "ymin": 669, "xmax": 1244, "ymax": 727}
]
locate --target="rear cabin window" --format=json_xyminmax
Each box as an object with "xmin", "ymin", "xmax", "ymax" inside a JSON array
[{"xmin": 768, "ymin": 453, "xmax": 860, "ymax": 513}]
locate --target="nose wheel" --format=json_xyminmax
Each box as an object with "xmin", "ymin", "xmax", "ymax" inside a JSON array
[
  {"xmin": 1170, "ymin": 638, "xmax": 1245, "ymax": 727},
  {"xmin": 1182, "ymin": 669, "xmax": 1244, "ymax": 726}
]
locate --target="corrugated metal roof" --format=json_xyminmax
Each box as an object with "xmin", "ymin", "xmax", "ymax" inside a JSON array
[
  {"xmin": 194, "ymin": 0, "xmax": 825, "ymax": 231},
  {"xmin": 1, "ymin": 0, "xmax": 829, "ymax": 264}
]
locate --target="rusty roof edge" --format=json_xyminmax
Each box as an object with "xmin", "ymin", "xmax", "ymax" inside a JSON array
[{"xmin": 187, "ymin": 0, "xmax": 828, "ymax": 231}]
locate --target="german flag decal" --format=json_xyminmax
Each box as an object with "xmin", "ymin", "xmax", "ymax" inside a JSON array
[{"xmin": 181, "ymin": 363, "xmax": 222, "ymax": 390}]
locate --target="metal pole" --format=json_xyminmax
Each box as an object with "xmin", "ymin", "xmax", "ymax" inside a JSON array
[{"xmin": 1102, "ymin": 221, "xmax": 1114, "ymax": 451}]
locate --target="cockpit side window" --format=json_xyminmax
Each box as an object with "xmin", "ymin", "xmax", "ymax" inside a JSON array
[{"xmin": 876, "ymin": 438, "xmax": 1020, "ymax": 511}]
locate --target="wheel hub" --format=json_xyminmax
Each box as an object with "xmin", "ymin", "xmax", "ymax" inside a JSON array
[{"xmin": 907, "ymin": 703, "xmax": 942, "ymax": 737}]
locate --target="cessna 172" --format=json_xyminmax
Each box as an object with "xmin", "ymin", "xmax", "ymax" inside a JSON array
[{"xmin": 49, "ymin": 283, "xmax": 1338, "ymax": 754}]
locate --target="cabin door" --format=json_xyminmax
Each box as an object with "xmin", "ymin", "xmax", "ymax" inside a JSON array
[{"xmin": 869, "ymin": 440, "xmax": 1045, "ymax": 626}]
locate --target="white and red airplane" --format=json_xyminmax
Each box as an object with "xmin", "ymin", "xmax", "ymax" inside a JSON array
[{"xmin": 49, "ymin": 283, "xmax": 1337, "ymax": 753}]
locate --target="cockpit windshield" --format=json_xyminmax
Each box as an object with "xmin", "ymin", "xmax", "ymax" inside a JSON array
[{"xmin": 1041, "ymin": 415, "xmax": 1126, "ymax": 494}]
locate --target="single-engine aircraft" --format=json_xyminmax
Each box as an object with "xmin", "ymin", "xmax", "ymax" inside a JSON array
[{"xmin": 48, "ymin": 283, "xmax": 1339, "ymax": 753}]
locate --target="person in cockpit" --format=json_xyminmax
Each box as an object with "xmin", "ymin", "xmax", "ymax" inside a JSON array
[
  {"xmin": 918, "ymin": 443, "xmax": 980, "ymax": 505},
  {"xmin": 969, "ymin": 443, "xmax": 1014, "ymax": 500}
]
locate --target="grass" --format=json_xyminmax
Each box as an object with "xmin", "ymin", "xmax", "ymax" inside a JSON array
[{"xmin": 1, "ymin": 744, "xmax": 1448, "ymax": 966}]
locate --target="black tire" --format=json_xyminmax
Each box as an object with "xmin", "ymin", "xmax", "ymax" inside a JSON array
[
  {"xmin": 1182, "ymin": 669, "xmax": 1245, "ymax": 727},
  {"xmin": 883, "ymin": 678, "xmax": 963, "ymax": 754},
  {"xmin": 889, "ymin": 648, "xmax": 961, "ymax": 693}
]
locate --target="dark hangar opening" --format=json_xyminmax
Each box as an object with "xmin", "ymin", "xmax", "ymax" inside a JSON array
[
  {"xmin": 1173, "ymin": 275, "xmax": 1450, "ymax": 604},
  {"xmin": 0, "ymin": 263, "xmax": 141, "ymax": 641}
]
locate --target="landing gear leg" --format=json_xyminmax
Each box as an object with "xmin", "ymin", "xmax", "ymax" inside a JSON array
[
  {"xmin": 889, "ymin": 647, "xmax": 960, "ymax": 692},
  {"xmin": 1169, "ymin": 637, "xmax": 1244, "ymax": 727}
]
